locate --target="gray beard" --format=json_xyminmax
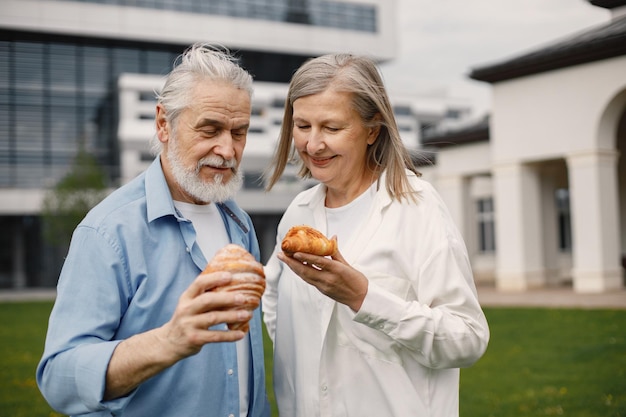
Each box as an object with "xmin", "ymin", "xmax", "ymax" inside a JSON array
[{"xmin": 166, "ymin": 141, "xmax": 243, "ymax": 204}]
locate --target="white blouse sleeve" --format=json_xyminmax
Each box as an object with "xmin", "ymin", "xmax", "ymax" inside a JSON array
[{"xmin": 353, "ymin": 236, "xmax": 490, "ymax": 370}]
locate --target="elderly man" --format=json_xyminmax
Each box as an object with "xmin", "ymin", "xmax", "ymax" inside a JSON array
[{"xmin": 37, "ymin": 43, "xmax": 270, "ymax": 417}]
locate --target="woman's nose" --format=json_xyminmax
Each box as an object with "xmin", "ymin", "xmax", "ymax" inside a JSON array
[{"xmin": 306, "ymin": 130, "xmax": 326, "ymax": 154}]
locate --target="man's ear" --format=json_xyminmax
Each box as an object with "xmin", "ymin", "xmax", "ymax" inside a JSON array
[{"xmin": 155, "ymin": 104, "xmax": 170, "ymax": 144}]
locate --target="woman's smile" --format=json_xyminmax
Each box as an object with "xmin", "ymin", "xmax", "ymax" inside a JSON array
[{"xmin": 308, "ymin": 154, "xmax": 336, "ymax": 168}]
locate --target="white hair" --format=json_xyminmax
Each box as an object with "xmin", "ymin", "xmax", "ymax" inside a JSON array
[{"xmin": 150, "ymin": 43, "xmax": 253, "ymax": 154}]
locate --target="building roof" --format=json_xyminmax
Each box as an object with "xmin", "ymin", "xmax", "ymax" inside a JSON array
[
  {"xmin": 469, "ymin": 12, "xmax": 626, "ymax": 83},
  {"xmin": 421, "ymin": 115, "xmax": 490, "ymax": 149},
  {"xmin": 590, "ymin": 0, "xmax": 626, "ymax": 9}
]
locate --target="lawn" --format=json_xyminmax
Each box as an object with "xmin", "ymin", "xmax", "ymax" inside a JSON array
[{"xmin": 1, "ymin": 302, "xmax": 624, "ymax": 417}]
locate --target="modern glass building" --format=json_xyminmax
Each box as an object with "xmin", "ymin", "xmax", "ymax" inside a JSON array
[
  {"xmin": 0, "ymin": 0, "xmax": 398, "ymax": 287},
  {"xmin": 0, "ymin": 0, "xmax": 466, "ymax": 288}
]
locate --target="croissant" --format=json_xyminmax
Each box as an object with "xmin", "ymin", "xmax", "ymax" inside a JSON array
[
  {"xmin": 281, "ymin": 225, "xmax": 337, "ymax": 257},
  {"xmin": 203, "ymin": 244, "xmax": 266, "ymax": 332}
]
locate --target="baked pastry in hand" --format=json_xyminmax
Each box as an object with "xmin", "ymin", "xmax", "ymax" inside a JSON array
[
  {"xmin": 281, "ymin": 225, "xmax": 337, "ymax": 257},
  {"xmin": 203, "ymin": 244, "xmax": 266, "ymax": 332}
]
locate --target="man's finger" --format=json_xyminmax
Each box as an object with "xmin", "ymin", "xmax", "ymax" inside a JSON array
[{"xmin": 185, "ymin": 271, "xmax": 232, "ymax": 298}]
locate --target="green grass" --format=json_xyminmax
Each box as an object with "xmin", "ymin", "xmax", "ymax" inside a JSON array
[
  {"xmin": 0, "ymin": 302, "xmax": 62, "ymax": 417},
  {"xmin": 1, "ymin": 302, "xmax": 624, "ymax": 417},
  {"xmin": 460, "ymin": 308, "xmax": 626, "ymax": 417}
]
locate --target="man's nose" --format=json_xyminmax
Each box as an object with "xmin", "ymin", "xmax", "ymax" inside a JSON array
[{"xmin": 213, "ymin": 132, "xmax": 236, "ymax": 160}]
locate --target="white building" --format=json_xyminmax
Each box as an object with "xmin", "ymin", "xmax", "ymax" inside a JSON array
[
  {"xmin": 423, "ymin": 0, "xmax": 626, "ymax": 293},
  {"xmin": 0, "ymin": 0, "xmax": 467, "ymax": 287}
]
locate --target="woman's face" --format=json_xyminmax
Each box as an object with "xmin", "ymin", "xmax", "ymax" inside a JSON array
[{"xmin": 292, "ymin": 88, "xmax": 379, "ymax": 202}]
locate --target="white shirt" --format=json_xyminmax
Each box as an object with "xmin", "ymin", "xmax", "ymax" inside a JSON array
[
  {"xmin": 263, "ymin": 171, "xmax": 490, "ymax": 417},
  {"xmin": 174, "ymin": 201, "xmax": 250, "ymax": 417},
  {"xmin": 325, "ymin": 181, "xmax": 374, "ymax": 249}
]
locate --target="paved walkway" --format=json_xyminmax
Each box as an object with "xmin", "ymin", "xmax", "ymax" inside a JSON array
[
  {"xmin": 477, "ymin": 285, "xmax": 626, "ymax": 309},
  {"xmin": 1, "ymin": 286, "xmax": 626, "ymax": 309}
]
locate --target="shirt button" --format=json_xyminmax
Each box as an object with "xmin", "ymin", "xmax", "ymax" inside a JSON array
[
  {"xmin": 228, "ymin": 369, "xmax": 234, "ymax": 375},
  {"xmin": 229, "ymin": 414, "xmax": 235, "ymax": 417},
  {"xmin": 321, "ymin": 385, "xmax": 328, "ymax": 391},
  {"xmin": 185, "ymin": 247, "xmax": 190, "ymax": 252}
]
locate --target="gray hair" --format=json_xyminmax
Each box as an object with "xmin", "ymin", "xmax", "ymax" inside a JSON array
[
  {"xmin": 265, "ymin": 53, "xmax": 420, "ymax": 202},
  {"xmin": 151, "ymin": 43, "xmax": 253, "ymax": 154}
]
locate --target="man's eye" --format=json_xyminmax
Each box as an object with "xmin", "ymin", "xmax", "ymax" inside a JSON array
[
  {"xmin": 326, "ymin": 127, "xmax": 339, "ymax": 132},
  {"xmin": 201, "ymin": 130, "xmax": 218, "ymax": 137}
]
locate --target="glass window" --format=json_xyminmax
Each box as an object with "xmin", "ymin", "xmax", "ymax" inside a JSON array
[
  {"xmin": 393, "ymin": 105, "xmax": 412, "ymax": 116},
  {"xmin": 53, "ymin": 0, "xmax": 377, "ymax": 32},
  {"xmin": 82, "ymin": 46, "xmax": 110, "ymax": 91},
  {"xmin": 145, "ymin": 50, "xmax": 177, "ymax": 75},
  {"xmin": 15, "ymin": 42, "xmax": 45, "ymax": 91},
  {"xmin": 0, "ymin": 35, "xmax": 188, "ymax": 188},
  {"xmin": 476, "ymin": 198, "xmax": 496, "ymax": 253},
  {"xmin": 0, "ymin": 41, "xmax": 10, "ymax": 90},
  {"xmin": 555, "ymin": 188, "xmax": 572, "ymax": 252},
  {"xmin": 243, "ymin": 171, "xmax": 264, "ymax": 189},
  {"xmin": 49, "ymin": 44, "xmax": 78, "ymax": 91},
  {"xmin": 112, "ymin": 48, "xmax": 141, "ymax": 75}
]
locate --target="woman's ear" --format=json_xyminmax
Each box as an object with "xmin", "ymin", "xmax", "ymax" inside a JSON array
[
  {"xmin": 155, "ymin": 104, "xmax": 170, "ymax": 144},
  {"xmin": 367, "ymin": 114, "xmax": 382, "ymax": 145}
]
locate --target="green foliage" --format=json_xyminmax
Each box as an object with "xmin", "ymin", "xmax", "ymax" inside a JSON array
[
  {"xmin": 41, "ymin": 148, "xmax": 108, "ymax": 246},
  {"xmin": 2, "ymin": 303, "xmax": 624, "ymax": 417}
]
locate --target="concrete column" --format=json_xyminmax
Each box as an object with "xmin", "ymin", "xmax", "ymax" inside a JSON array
[
  {"xmin": 493, "ymin": 162, "xmax": 546, "ymax": 291},
  {"xmin": 436, "ymin": 175, "xmax": 470, "ymax": 244},
  {"xmin": 566, "ymin": 150, "xmax": 622, "ymax": 292},
  {"xmin": 539, "ymin": 172, "xmax": 563, "ymax": 286}
]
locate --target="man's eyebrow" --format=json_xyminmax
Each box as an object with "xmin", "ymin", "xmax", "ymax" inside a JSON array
[
  {"xmin": 193, "ymin": 118, "xmax": 222, "ymax": 129},
  {"xmin": 233, "ymin": 122, "xmax": 250, "ymax": 130},
  {"xmin": 192, "ymin": 119, "xmax": 250, "ymax": 130}
]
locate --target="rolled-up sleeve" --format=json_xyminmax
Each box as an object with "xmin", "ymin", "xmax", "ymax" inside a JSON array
[{"xmin": 36, "ymin": 225, "xmax": 133, "ymax": 415}]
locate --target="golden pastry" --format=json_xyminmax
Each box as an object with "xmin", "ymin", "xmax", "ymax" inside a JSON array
[
  {"xmin": 281, "ymin": 225, "xmax": 337, "ymax": 257},
  {"xmin": 203, "ymin": 244, "xmax": 265, "ymax": 332}
]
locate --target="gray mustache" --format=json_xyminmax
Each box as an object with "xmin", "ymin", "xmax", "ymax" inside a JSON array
[{"xmin": 196, "ymin": 156, "xmax": 237, "ymax": 172}]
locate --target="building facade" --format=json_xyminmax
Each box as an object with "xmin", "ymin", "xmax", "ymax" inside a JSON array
[
  {"xmin": 0, "ymin": 0, "xmax": 468, "ymax": 287},
  {"xmin": 423, "ymin": 0, "xmax": 626, "ymax": 293}
]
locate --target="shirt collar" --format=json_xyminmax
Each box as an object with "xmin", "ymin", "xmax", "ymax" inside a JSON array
[{"xmin": 145, "ymin": 156, "xmax": 179, "ymax": 223}]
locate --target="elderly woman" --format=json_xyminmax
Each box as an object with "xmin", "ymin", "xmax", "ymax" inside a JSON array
[{"xmin": 262, "ymin": 54, "xmax": 490, "ymax": 417}]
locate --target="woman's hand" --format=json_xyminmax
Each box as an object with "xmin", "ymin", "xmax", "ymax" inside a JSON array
[{"xmin": 277, "ymin": 247, "xmax": 368, "ymax": 312}]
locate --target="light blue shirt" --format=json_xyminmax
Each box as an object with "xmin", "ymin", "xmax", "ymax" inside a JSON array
[{"xmin": 36, "ymin": 158, "xmax": 270, "ymax": 417}]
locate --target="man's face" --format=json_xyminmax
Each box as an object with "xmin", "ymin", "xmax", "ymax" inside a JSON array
[{"xmin": 157, "ymin": 80, "xmax": 251, "ymax": 204}]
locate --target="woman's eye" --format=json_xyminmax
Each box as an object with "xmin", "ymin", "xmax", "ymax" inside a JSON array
[{"xmin": 295, "ymin": 125, "xmax": 310, "ymax": 130}]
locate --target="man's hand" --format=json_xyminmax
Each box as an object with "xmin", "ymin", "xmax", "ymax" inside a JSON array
[
  {"xmin": 104, "ymin": 271, "xmax": 252, "ymax": 400},
  {"xmin": 159, "ymin": 271, "xmax": 254, "ymax": 359}
]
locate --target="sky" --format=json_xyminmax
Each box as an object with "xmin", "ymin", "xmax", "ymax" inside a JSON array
[{"xmin": 378, "ymin": 0, "xmax": 611, "ymax": 118}]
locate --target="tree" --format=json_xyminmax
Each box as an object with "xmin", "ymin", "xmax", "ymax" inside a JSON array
[{"xmin": 42, "ymin": 147, "xmax": 109, "ymax": 246}]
